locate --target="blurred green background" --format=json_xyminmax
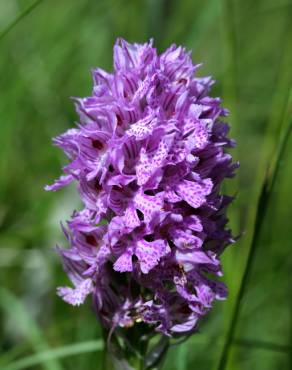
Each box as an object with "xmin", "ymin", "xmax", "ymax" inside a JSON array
[{"xmin": 0, "ymin": 0, "xmax": 291, "ymax": 369}]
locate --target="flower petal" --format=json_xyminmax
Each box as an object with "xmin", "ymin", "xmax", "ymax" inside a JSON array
[
  {"xmin": 135, "ymin": 239, "xmax": 170, "ymax": 274},
  {"xmin": 176, "ymin": 179, "xmax": 212, "ymax": 208},
  {"xmin": 57, "ymin": 279, "xmax": 93, "ymax": 306}
]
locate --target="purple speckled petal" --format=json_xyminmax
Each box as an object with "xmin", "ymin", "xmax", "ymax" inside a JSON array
[
  {"xmin": 114, "ymin": 248, "xmax": 134, "ymax": 272},
  {"xmin": 176, "ymin": 179, "xmax": 213, "ymax": 208},
  {"xmin": 123, "ymin": 205, "xmax": 141, "ymax": 229},
  {"xmin": 133, "ymin": 190, "xmax": 164, "ymax": 223},
  {"xmin": 169, "ymin": 228, "xmax": 203, "ymax": 249},
  {"xmin": 175, "ymin": 250, "xmax": 220, "ymax": 271},
  {"xmin": 57, "ymin": 279, "xmax": 93, "ymax": 306},
  {"xmin": 135, "ymin": 239, "xmax": 170, "ymax": 273}
]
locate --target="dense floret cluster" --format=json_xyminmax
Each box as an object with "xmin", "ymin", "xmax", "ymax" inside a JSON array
[{"xmin": 46, "ymin": 39, "xmax": 238, "ymax": 336}]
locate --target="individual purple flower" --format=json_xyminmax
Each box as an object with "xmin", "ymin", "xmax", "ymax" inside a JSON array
[{"xmin": 46, "ymin": 38, "xmax": 238, "ymax": 338}]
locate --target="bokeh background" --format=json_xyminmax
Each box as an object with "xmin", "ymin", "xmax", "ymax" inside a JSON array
[{"xmin": 0, "ymin": 0, "xmax": 291, "ymax": 369}]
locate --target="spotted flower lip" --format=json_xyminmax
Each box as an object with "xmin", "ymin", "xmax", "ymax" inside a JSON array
[{"xmin": 46, "ymin": 38, "xmax": 238, "ymax": 336}]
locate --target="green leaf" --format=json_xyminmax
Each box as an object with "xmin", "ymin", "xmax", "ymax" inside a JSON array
[
  {"xmin": 1, "ymin": 341, "xmax": 103, "ymax": 370},
  {"xmin": 0, "ymin": 288, "xmax": 63, "ymax": 370}
]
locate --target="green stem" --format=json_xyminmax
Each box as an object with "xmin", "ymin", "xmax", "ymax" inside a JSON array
[
  {"xmin": 101, "ymin": 326, "xmax": 169, "ymax": 370},
  {"xmin": 101, "ymin": 330, "xmax": 147, "ymax": 370},
  {"xmin": 102, "ymin": 346, "xmax": 115, "ymax": 370}
]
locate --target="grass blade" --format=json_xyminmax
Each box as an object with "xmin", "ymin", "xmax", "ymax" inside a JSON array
[
  {"xmin": 290, "ymin": 290, "xmax": 292, "ymax": 369},
  {"xmin": 0, "ymin": 0, "xmax": 44, "ymax": 42},
  {"xmin": 175, "ymin": 344, "xmax": 188, "ymax": 370},
  {"xmin": 0, "ymin": 344, "xmax": 29, "ymax": 367},
  {"xmin": 233, "ymin": 338, "xmax": 291, "ymax": 354},
  {"xmin": 217, "ymin": 5, "xmax": 292, "ymax": 366},
  {"xmin": 1, "ymin": 341, "xmax": 103, "ymax": 370},
  {"xmin": 0, "ymin": 288, "xmax": 63, "ymax": 370},
  {"xmin": 216, "ymin": 115, "xmax": 292, "ymax": 370}
]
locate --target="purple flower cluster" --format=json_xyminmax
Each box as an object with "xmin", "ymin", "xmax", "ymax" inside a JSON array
[{"xmin": 46, "ymin": 39, "xmax": 238, "ymax": 336}]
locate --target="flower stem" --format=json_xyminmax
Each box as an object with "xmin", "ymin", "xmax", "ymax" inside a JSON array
[{"xmin": 101, "ymin": 346, "xmax": 115, "ymax": 370}]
